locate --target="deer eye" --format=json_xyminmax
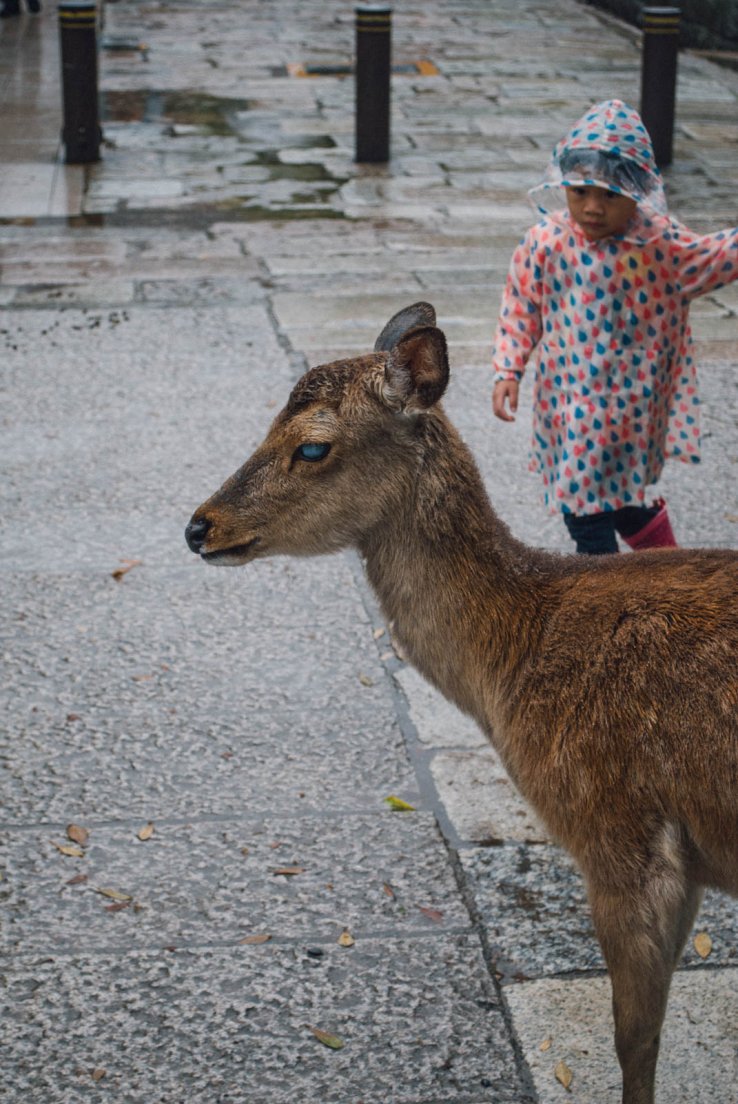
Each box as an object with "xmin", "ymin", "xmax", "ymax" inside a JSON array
[{"xmin": 294, "ymin": 442, "xmax": 331, "ymax": 462}]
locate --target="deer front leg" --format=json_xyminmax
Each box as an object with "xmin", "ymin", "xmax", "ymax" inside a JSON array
[{"xmin": 587, "ymin": 863, "xmax": 701, "ymax": 1104}]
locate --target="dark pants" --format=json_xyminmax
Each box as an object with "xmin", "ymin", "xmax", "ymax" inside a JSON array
[{"xmin": 563, "ymin": 504, "xmax": 659, "ymax": 555}]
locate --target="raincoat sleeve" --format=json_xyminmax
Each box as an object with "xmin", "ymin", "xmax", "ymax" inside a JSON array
[
  {"xmin": 492, "ymin": 228, "xmax": 543, "ymax": 382},
  {"xmin": 671, "ymin": 223, "xmax": 738, "ymax": 300}
]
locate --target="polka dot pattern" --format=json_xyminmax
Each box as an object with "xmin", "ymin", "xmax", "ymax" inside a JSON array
[
  {"xmin": 530, "ymin": 99, "xmax": 668, "ymax": 218},
  {"xmin": 492, "ymin": 213, "xmax": 738, "ymax": 515},
  {"xmin": 560, "ymin": 99, "xmax": 657, "ymax": 171}
]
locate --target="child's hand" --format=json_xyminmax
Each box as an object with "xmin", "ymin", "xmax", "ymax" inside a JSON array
[{"xmin": 492, "ymin": 379, "xmax": 519, "ymax": 422}]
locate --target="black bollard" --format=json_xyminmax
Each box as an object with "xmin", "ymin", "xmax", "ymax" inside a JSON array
[
  {"xmin": 640, "ymin": 5, "xmax": 680, "ymax": 169},
  {"xmin": 355, "ymin": 3, "xmax": 391, "ymax": 163},
  {"xmin": 58, "ymin": 0, "xmax": 101, "ymax": 163}
]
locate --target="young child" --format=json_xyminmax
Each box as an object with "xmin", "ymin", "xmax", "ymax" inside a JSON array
[{"xmin": 491, "ymin": 99, "xmax": 738, "ymax": 554}]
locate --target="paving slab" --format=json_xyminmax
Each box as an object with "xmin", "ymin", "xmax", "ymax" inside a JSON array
[
  {"xmin": 2, "ymin": 563, "xmax": 415, "ymax": 823},
  {"xmin": 393, "ymin": 666, "xmax": 487, "ymax": 750},
  {"xmin": 431, "ymin": 750, "xmax": 549, "ymax": 845},
  {"xmin": 1, "ymin": 812, "xmax": 471, "ymax": 954},
  {"xmin": 462, "ymin": 844, "xmax": 737, "ymax": 980},
  {"xmin": 506, "ymin": 970, "xmax": 738, "ymax": 1104},
  {"xmin": 6, "ymin": 279, "xmax": 138, "ymax": 308},
  {"xmin": 3, "ymin": 936, "xmax": 535, "ymax": 1104},
  {"xmin": 0, "ymin": 163, "xmax": 84, "ymax": 219},
  {"xmin": 0, "ymin": 303, "xmax": 283, "ymax": 572}
]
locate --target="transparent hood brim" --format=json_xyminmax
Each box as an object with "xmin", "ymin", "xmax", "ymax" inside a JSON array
[{"xmin": 528, "ymin": 177, "xmax": 668, "ymax": 217}]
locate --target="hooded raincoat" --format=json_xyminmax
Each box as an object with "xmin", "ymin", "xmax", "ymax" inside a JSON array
[{"xmin": 492, "ymin": 99, "xmax": 738, "ymax": 516}]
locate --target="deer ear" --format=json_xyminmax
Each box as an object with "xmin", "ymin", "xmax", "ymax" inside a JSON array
[
  {"xmin": 374, "ymin": 302, "xmax": 437, "ymax": 352},
  {"xmin": 382, "ymin": 325, "xmax": 449, "ymax": 411}
]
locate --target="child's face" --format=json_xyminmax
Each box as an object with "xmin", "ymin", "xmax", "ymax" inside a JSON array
[{"xmin": 565, "ymin": 185, "xmax": 637, "ymax": 240}]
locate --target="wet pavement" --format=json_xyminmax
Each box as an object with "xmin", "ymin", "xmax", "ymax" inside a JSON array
[{"xmin": 1, "ymin": 2, "xmax": 737, "ymax": 1102}]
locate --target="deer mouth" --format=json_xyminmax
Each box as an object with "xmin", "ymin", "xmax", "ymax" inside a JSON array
[{"xmin": 201, "ymin": 537, "xmax": 260, "ymax": 566}]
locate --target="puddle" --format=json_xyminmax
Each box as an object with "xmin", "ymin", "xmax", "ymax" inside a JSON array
[
  {"xmin": 72, "ymin": 92, "xmax": 349, "ymax": 222},
  {"xmin": 46, "ymin": 205, "xmax": 349, "ymax": 231},
  {"xmin": 252, "ymin": 148, "xmax": 349, "ymax": 206},
  {"xmin": 101, "ymin": 90, "xmax": 253, "ymax": 136},
  {"xmin": 252, "ymin": 150, "xmax": 340, "ymax": 186},
  {"xmin": 100, "ymin": 92, "xmax": 344, "ymax": 190},
  {"xmin": 214, "ymin": 204, "xmax": 346, "ymax": 222}
]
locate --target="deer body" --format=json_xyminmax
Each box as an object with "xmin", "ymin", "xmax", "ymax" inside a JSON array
[{"xmin": 186, "ymin": 304, "xmax": 737, "ymax": 1104}]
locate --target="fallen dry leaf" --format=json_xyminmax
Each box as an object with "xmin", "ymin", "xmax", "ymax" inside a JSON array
[
  {"xmin": 95, "ymin": 887, "xmax": 133, "ymax": 902},
  {"xmin": 105, "ymin": 900, "xmax": 132, "ymax": 913},
  {"xmin": 306, "ymin": 1025, "xmax": 345, "ymax": 1050},
  {"xmin": 384, "ymin": 795, "xmax": 415, "ymax": 812},
  {"xmin": 418, "ymin": 906, "xmax": 443, "ymax": 923},
  {"xmin": 555, "ymin": 1059, "xmax": 573, "ymax": 1090},
  {"xmin": 137, "ymin": 822, "xmax": 155, "ymax": 842},
  {"xmin": 51, "ymin": 840, "xmax": 85, "ymax": 858},
  {"xmin": 373, "ymin": 627, "xmax": 386, "ymax": 639},
  {"xmin": 111, "ymin": 558, "xmax": 142, "ymax": 581},
  {"xmin": 91, "ymin": 1069, "xmax": 106, "ymax": 1082},
  {"xmin": 240, "ymin": 934, "xmax": 272, "ymax": 945},
  {"xmin": 358, "ymin": 674, "xmax": 374, "ymax": 687},
  {"xmin": 539, "ymin": 1037, "xmax": 552, "ymax": 1052},
  {"xmin": 66, "ymin": 873, "xmax": 89, "ymax": 886},
  {"xmin": 337, "ymin": 928, "xmax": 355, "ymax": 947},
  {"xmin": 693, "ymin": 931, "xmax": 712, "ymax": 959},
  {"xmin": 272, "ymin": 866, "xmax": 305, "ymax": 877},
  {"xmin": 66, "ymin": 824, "xmax": 89, "ymax": 847},
  {"xmin": 383, "ymin": 883, "xmax": 395, "ymax": 899}
]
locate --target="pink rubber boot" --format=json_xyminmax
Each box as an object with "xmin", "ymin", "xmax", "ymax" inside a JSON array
[{"xmin": 623, "ymin": 499, "xmax": 678, "ymax": 550}]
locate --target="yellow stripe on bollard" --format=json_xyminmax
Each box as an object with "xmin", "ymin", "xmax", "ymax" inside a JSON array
[{"xmin": 356, "ymin": 14, "xmax": 391, "ymax": 30}]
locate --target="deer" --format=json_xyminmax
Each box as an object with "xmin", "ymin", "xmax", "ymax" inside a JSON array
[{"xmin": 185, "ymin": 302, "xmax": 738, "ymax": 1104}]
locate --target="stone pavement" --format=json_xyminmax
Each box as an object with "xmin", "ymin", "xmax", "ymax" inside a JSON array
[{"xmin": 1, "ymin": 2, "xmax": 736, "ymax": 1102}]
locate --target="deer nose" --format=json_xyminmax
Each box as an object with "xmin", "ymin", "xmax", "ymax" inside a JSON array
[{"xmin": 185, "ymin": 517, "xmax": 211, "ymax": 554}]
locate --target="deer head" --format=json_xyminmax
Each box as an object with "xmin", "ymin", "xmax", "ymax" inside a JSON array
[{"xmin": 185, "ymin": 303, "xmax": 449, "ymax": 565}]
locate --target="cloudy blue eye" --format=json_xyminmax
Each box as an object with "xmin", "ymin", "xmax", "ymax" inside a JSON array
[{"xmin": 294, "ymin": 442, "xmax": 331, "ymax": 462}]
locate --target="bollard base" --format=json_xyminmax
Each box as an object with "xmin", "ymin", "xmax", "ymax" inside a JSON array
[{"xmin": 64, "ymin": 143, "xmax": 102, "ymax": 166}]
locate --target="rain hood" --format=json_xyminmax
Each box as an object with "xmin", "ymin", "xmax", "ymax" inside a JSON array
[{"xmin": 529, "ymin": 99, "xmax": 668, "ymax": 226}]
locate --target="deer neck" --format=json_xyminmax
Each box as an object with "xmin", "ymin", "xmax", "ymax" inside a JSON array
[{"xmin": 358, "ymin": 411, "xmax": 544, "ymax": 734}]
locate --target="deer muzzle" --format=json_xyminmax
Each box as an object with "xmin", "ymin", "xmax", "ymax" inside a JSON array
[
  {"xmin": 185, "ymin": 516, "xmax": 210, "ymax": 554},
  {"xmin": 185, "ymin": 511, "xmax": 261, "ymax": 565}
]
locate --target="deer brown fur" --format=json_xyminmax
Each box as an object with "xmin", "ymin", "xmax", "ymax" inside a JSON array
[{"xmin": 186, "ymin": 303, "xmax": 738, "ymax": 1104}]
